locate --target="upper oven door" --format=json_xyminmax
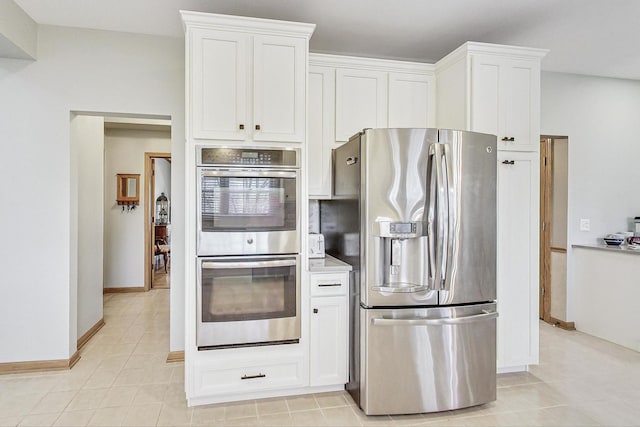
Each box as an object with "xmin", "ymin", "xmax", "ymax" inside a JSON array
[{"xmin": 197, "ymin": 168, "xmax": 300, "ymax": 256}]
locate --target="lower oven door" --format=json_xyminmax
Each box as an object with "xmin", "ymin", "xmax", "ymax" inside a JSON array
[{"xmin": 197, "ymin": 255, "xmax": 300, "ymax": 349}]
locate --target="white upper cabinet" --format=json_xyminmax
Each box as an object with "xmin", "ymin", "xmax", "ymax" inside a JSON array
[
  {"xmin": 436, "ymin": 42, "xmax": 547, "ymax": 152},
  {"xmin": 309, "ymin": 54, "xmax": 435, "ymax": 199},
  {"xmin": 191, "ymin": 29, "xmax": 247, "ymax": 141},
  {"xmin": 335, "ymin": 68, "xmax": 388, "ymax": 142},
  {"xmin": 470, "ymin": 56, "xmax": 540, "ymax": 151},
  {"xmin": 185, "ymin": 12, "xmax": 315, "ymax": 143},
  {"xmin": 308, "ymin": 65, "xmax": 336, "ymax": 198},
  {"xmin": 253, "ymin": 35, "xmax": 307, "ymax": 142},
  {"xmin": 388, "ymin": 72, "xmax": 436, "ymax": 128}
]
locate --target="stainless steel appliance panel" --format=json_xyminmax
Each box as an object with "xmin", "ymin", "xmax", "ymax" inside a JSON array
[
  {"xmin": 197, "ymin": 167, "xmax": 300, "ymax": 256},
  {"xmin": 196, "ymin": 255, "xmax": 300, "ymax": 348},
  {"xmin": 197, "ymin": 146, "xmax": 299, "ymax": 168},
  {"xmin": 435, "ymin": 130, "xmax": 497, "ymax": 305},
  {"xmin": 361, "ymin": 129, "xmax": 439, "ymax": 307},
  {"xmin": 361, "ymin": 303, "xmax": 497, "ymax": 415}
]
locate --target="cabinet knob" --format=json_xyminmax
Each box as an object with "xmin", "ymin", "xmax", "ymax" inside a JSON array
[
  {"xmin": 239, "ymin": 124, "xmax": 245, "ymax": 130},
  {"xmin": 501, "ymin": 136, "xmax": 515, "ymax": 142},
  {"xmin": 502, "ymin": 160, "xmax": 515, "ymax": 165},
  {"xmin": 313, "ymin": 308, "xmax": 318, "ymax": 314},
  {"xmin": 247, "ymin": 238, "xmax": 254, "ymax": 244},
  {"xmin": 255, "ymin": 124, "xmax": 261, "ymax": 131}
]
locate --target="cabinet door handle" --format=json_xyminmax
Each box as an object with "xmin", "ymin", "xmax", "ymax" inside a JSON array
[
  {"xmin": 241, "ymin": 373, "xmax": 266, "ymax": 380},
  {"xmin": 317, "ymin": 283, "xmax": 342, "ymax": 287},
  {"xmin": 501, "ymin": 136, "xmax": 515, "ymax": 142},
  {"xmin": 239, "ymin": 124, "xmax": 245, "ymax": 130},
  {"xmin": 502, "ymin": 160, "xmax": 515, "ymax": 165},
  {"xmin": 255, "ymin": 124, "xmax": 261, "ymax": 130},
  {"xmin": 313, "ymin": 308, "xmax": 318, "ymax": 314}
]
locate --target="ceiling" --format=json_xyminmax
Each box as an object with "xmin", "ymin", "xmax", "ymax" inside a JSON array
[{"xmin": 14, "ymin": 0, "xmax": 640, "ymax": 80}]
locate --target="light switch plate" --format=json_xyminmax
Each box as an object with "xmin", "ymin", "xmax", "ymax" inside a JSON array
[{"xmin": 579, "ymin": 219, "xmax": 590, "ymax": 231}]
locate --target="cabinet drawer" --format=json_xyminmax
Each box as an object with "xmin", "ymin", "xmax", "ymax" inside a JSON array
[
  {"xmin": 310, "ymin": 272, "xmax": 348, "ymax": 296},
  {"xmin": 197, "ymin": 358, "xmax": 304, "ymax": 395}
]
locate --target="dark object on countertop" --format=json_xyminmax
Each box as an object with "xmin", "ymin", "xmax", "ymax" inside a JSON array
[{"xmin": 604, "ymin": 237, "xmax": 623, "ymax": 246}]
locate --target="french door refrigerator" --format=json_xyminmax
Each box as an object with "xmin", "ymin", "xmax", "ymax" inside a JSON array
[{"xmin": 321, "ymin": 128, "xmax": 498, "ymax": 415}]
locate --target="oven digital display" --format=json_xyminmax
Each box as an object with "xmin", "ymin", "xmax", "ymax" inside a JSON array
[{"xmin": 199, "ymin": 147, "xmax": 297, "ymax": 167}]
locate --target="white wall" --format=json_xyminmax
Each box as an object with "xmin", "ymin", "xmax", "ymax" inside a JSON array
[
  {"xmin": 541, "ymin": 71, "xmax": 640, "ymax": 321},
  {"xmin": 71, "ymin": 115, "xmax": 105, "ymax": 339},
  {"xmin": 0, "ymin": 25, "xmax": 185, "ymax": 363},
  {"xmin": 104, "ymin": 129, "xmax": 170, "ymax": 288}
]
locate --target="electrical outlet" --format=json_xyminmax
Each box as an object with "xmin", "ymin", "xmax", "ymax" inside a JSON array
[{"xmin": 579, "ymin": 219, "xmax": 590, "ymax": 231}]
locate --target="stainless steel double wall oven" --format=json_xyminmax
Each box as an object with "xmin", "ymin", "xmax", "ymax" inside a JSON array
[{"xmin": 196, "ymin": 146, "xmax": 301, "ymax": 349}]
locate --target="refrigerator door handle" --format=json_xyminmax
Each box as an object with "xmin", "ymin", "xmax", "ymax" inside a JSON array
[
  {"xmin": 433, "ymin": 143, "xmax": 447, "ymax": 290},
  {"xmin": 426, "ymin": 144, "xmax": 437, "ymax": 290},
  {"xmin": 371, "ymin": 311, "xmax": 498, "ymax": 326},
  {"xmin": 442, "ymin": 143, "xmax": 457, "ymax": 293}
]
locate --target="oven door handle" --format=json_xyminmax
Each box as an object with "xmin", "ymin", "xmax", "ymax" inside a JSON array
[
  {"xmin": 201, "ymin": 169, "xmax": 298, "ymax": 178},
  {"xmin": 202, "ymin": 259, "xmax": 297, "ymax": 269}
]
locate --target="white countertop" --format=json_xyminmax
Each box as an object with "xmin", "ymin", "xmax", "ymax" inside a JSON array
[
  {"xmin": 308, "ymin": 254, "xmax": 353, "ymax": 272},
  {"xmin": 572, "ymin": 244, "xmax": 640, "ymax": 255}
]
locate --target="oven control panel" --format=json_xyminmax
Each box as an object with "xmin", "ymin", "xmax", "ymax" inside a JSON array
[{"xmin": 198, "ymin": 147, "xmax": 299, "ymax": 168}]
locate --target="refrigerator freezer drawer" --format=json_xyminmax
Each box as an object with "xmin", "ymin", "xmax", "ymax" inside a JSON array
[{"xmin": 361, "ymin": 303, "xmax": 497, "ymax": 415}]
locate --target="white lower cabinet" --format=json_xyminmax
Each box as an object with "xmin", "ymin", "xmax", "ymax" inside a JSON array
[
  {"xmin": 497, "ymin": 151, "xmax": 540, "ymax": 370},
  {"xmin": 309, "ymin": 271, "xmax": 349, "ymax": 386},
  {"xmin": 195, "ymin": 356, "xmax": 305, "ymax": 395}
]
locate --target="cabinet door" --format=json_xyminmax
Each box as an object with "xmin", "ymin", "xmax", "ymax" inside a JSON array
[
  {"xmin": 308, "ymin": 66, "xmax": 336, "ymax": 198},
  {"xmin": 471, "ymin": 55, "xmax": 539, "ymax": 151},
  {"xmin": 253, "ymin": 35, "xmax": 306, "ymax": 142},
  {"xmin": 309, "ymin": 295, "xmax": 348, "ymax": 386},
  {"xmin": 501, "ymin": 59, "xmax": 540, "ymax": 151},
  {"xmin": 191, "ymin": 29, "xmax": 248, "ymax": 140},
  {"xmin": 469, "ymin": 55, "xmax": 501, "ymax": 137},
  {"xmin": 335, "ymin": 68, "xmax": 387, "ymax": 142},
  {"xmin": 497, "ymin": 152, "xmax": 540, "ymax": 369},
  {"xmin": 388, "ymin": 72, "xmax": 435, "ymax": 128}
]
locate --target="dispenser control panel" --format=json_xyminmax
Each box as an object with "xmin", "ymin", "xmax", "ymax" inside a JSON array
[
  {"xmin": 389, "ymin": 222, "xmax": 416, "ymax": 234},
  {"xmin": 376, "ymin": 221, "xmax": 422, "ymax": 238}
]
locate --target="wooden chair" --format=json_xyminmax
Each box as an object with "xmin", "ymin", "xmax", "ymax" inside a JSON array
[{"xmin": 154, "ymin": 239, "xmax": 171, "ymax": 272}]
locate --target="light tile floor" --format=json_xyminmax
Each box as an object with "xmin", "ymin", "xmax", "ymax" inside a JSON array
[{"xmin": 1, "ymin": 290, "xmax": 639, "ymax": 426}]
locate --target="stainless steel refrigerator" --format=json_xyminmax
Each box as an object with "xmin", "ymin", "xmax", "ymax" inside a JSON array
[{"xmin": 320, "ymin": 128, "xmax": 498, "ymax": 415}]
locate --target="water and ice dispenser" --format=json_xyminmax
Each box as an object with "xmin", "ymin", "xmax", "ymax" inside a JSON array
[{"xmin": 373, "ymin": 221, "xmax": 428, "ymax": 293}]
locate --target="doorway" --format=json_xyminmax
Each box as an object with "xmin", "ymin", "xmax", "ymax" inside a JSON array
[
  {"xmin": 539, "ymin": 136, "xmax": 574, "ymax": 329},
  {"xmin": 71, "ymin": 113, "xmax": 172, "ymax": 354},
  {"xmin": 145, "ymin": 153, "xmax": 172, "ymax": 290}
]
